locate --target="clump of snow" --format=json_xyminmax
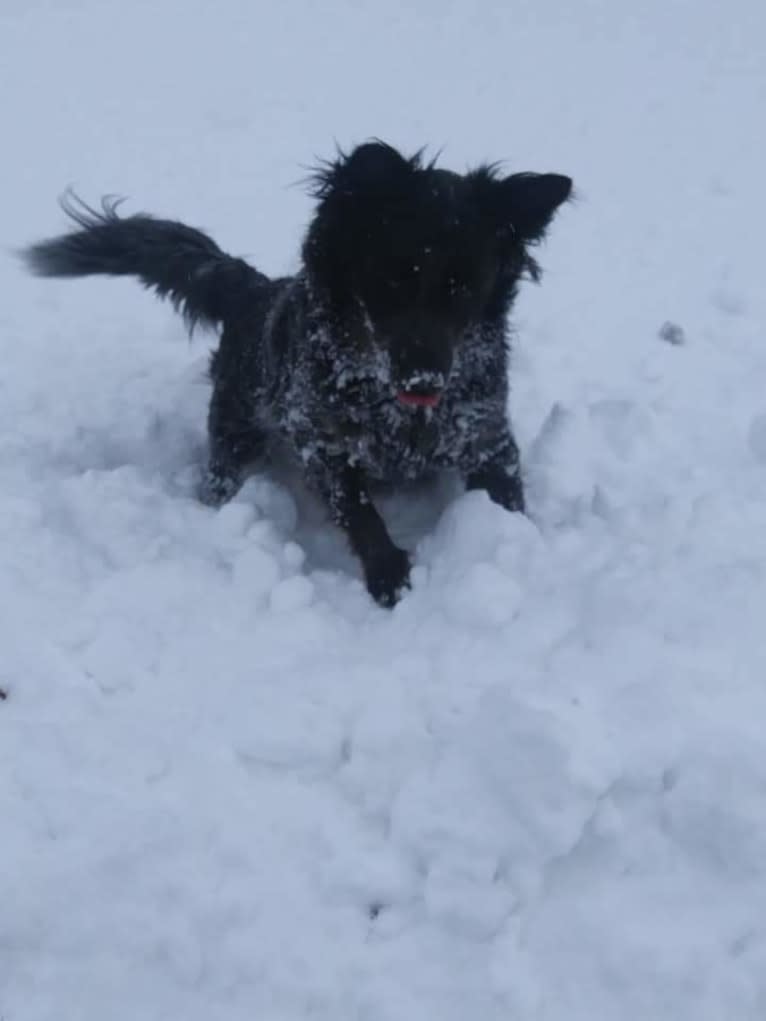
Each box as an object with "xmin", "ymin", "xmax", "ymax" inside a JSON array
[{"xmin": 658, "ymin": 320, "xmax": 686, "ymax": 345}]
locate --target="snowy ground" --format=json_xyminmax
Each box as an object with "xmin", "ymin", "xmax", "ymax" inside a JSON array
[{"xmin": 2, "ymin": 1, "xmax": 766, "ymax": 1018}]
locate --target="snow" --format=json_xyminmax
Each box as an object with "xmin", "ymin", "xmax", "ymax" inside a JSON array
[{"xmin": 2, "ymin": 0, "xmax": 766, "ymax": 1017}]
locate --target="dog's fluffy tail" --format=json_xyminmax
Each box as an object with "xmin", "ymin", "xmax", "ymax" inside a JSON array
[{"xmin": 23, "ymin": 191, "xmax": 268, "ymax": 331}]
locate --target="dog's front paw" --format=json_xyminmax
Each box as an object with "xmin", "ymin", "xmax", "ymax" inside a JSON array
[
  {"xmin": 467, "ymin": 466, "xmax": 525, "ymax": 514},
  {"xmin": 363, "ymin": 546, "xmax": 412, "ymax": 608},
  {"xmin": 489, "ymin": 472, "xmax": 525, "ymax": 514},
  {"xmin": 200, "ymin": 464, "xmax": 241, "ymax": 507}
]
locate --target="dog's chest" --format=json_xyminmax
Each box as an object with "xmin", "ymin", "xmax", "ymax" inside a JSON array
[
  {"xmin": 331, "ymin": 396, "xmax": 486, "ymax": 481},
  {"xmin": 274, "ymin": 318, "xmax": 504, "ymax": 481}
]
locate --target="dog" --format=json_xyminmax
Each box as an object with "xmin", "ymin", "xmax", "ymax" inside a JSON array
[{"xmin": 23, "ymin": 141, "xmax": 571, "ymax": 606}]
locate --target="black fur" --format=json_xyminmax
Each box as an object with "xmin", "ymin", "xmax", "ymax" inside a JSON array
[
  {"xmin": 24, "ymin": 142, "xmax": 571, "ymax": 606},
  {"xmin": 26, "ymin": 191, "xmax": 268, "ymax": 330}
]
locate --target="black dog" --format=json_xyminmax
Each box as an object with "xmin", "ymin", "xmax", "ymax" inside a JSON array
[{"xmin": 24, "ymin": 142, "xmax": 571, "ymax": 606}]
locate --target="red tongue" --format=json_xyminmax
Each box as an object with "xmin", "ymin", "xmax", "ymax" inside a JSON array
[{"xmin": 397, "ymin": 391, "xmax": 441, "ymax": 408}]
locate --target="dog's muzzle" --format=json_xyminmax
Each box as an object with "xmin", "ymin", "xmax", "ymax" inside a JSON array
[{"xmin": 396, "ymin": 371, "xmax": 446, "ymax": 409}]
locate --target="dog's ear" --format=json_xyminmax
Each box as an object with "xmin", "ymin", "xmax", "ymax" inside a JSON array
[
  {"xmin": 333, "ymin": 141, "xmax": 414, "ymax": 198},
  {"xmin": 498, "ymin": 172, "xmax": 572, "ymax": 242}
]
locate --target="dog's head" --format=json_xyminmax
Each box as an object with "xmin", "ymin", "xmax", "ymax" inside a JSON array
[{"xmin": 303, "ymin": 141, "xmax": 571, "ymax": 407}]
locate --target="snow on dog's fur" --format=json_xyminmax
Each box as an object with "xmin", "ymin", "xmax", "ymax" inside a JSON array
[{"xmin": 24, "ymin": 141, "xmax": 571, "ymax": 605}]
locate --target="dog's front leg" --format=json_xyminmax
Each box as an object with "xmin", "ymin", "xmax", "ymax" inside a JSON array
[
  {"xmin": 201, "ymin": 371, "xmax": 268, "ymax": 507},
  {"xmin": 317, "ymin": 460, "xmax": 411, "ymax": 607},
  {"xmin": 465, "ymin": 432, "xmax": 525, "ymax": 514}
]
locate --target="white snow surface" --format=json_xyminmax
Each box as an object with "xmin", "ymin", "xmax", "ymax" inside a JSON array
[{"xmin": 2, "ymin": 1, "xmax": 766, "ymax": 1018}]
